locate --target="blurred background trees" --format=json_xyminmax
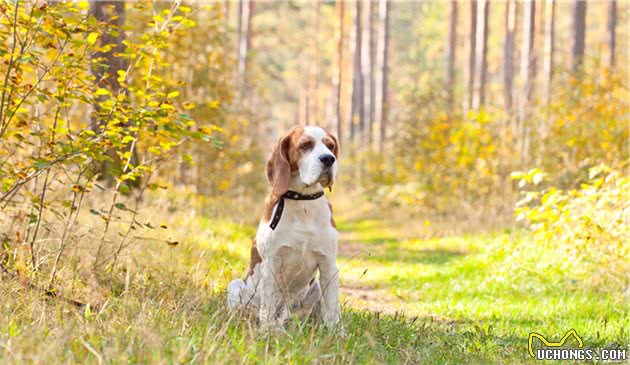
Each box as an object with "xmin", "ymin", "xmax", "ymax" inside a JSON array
[{"xmin": 0, "ymin": 0, "xmax": 627, "ymax": 299}]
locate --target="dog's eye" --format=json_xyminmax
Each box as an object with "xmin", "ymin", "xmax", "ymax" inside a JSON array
[
  {"xmin": 324, "ymin": 141, "xmax": 335, "ymax": 150},
  {"xmin": 300, "ymin": 142, "xmax": 313, "ymax": 151}
]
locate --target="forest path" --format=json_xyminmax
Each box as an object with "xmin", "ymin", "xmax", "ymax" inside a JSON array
[
  {"xmin": 331, "ymin": 212, "xmax": 627, "ymax": 360},
  {"xmin": 335, "ymin": 216, "xmax": 472, "ymax": 319}
]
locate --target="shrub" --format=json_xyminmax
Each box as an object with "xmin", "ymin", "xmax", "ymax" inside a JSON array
[
  {"xmin": 513, "ymin": 164, "xmax": 629, "ymax": 287},
  {"xmin": 0, "ymin": 1, "xmax": 222, "ymax": 297}
]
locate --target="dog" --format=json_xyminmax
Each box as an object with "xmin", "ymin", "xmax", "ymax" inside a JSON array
[{"xmin": 227, "ymin": 125, "xmax": 341, "ymax": 330}]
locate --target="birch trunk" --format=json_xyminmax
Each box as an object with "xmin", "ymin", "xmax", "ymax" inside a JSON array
[{"xmin": 446, "ymin": 0, "xmax": 457, "ymax": 109}]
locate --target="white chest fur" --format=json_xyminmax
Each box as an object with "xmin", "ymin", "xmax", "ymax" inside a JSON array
[
  {"xmin": 256, "ymin": 198, "xmax": 337, "ymax": 287},
  {"xmin": 238, "ymin": 196, "xmax": 341, "ymax": 327}
]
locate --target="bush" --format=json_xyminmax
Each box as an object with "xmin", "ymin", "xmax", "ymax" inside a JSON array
[
  {"xmin": 0, "ymin": 1, "xmax": 222, "ymax": 297},
  {"xmin": 513, "ymin": 164, "xmax": 629, "ymax": 287},
  {"xmin": 361, "ymin": 68, "xmax": 628, "ymax": 217}
]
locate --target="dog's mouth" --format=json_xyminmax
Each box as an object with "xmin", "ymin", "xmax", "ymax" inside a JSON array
[{"xmin": 317, "ymin": 170, "xmax": 334, "ymax": 188}]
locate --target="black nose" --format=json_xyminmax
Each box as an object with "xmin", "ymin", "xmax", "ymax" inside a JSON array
[{"xmin": 319, "ymin": 154, "xmax": 335, "ymax": 167}]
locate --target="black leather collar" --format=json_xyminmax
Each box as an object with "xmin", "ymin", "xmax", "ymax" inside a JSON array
[
  {"xmin": 282, "ymin": 190, "xmax": 324, "ymax": 201},
  {"xmin": 269, "ymin": 190, "xmax": 324, "ymax": 230}
]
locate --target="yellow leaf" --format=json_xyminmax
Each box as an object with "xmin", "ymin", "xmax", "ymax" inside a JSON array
[
  {"xmin": 87, "ymin": 32, "xmax": 98, "ymax": 46},
  {"xmin": 167, "ymin": 91, "xmax": 179, "ymax": 99},
  {"xmin": 95, "ymin": 88, "xmax": 110, "ymax": 96}
]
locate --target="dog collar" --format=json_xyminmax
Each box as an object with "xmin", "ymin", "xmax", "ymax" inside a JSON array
[{"xmin": 269, "ymin": 190, "xmax": 324, "ymax": 230}]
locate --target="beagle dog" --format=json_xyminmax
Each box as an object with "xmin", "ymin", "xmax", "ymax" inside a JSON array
[{"xmin": 227, "ymin": 125, "xmax": 341, "ymax": 329}]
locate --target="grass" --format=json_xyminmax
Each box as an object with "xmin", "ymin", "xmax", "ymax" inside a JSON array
[
  {"xmin": 1, "ymin": 192, "xmax": 628, "ymax": 364},
  {"xmin": 337, "ymin": 218, "xmax": 629, "ymax": 363}
]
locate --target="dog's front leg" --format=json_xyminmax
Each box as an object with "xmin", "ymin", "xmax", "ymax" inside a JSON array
[
  {"xmin": 258, "ymin": 260, "xmax": 282, "ymax": 329},
  {"xmin": 318, "ymin": 259, "xmax": 341, "ymax": 327}
]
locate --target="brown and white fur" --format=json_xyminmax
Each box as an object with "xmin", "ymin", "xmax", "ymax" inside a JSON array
[{"xmin": 227, "ymin": 125, "xmax": 341, "ymax": 329}]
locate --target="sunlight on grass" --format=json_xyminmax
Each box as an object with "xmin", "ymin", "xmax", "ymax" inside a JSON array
[
  {"xmin": 1, "ymin": 197, "xmax": 627, "ymax": 364},
  {"xmin": 337, "ymin": 217, "xmax": 629, "ymax": 361}
]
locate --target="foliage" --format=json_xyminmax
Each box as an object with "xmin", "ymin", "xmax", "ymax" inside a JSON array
[
  {"xmin": 363, "ymin": 89, "xmax": 509, "ymax": 213},
  {"xmin": 539, "ymin": 73, "xmax": 629, "ymax": 177},
  {"xmin": 361, "ymin": 67, "xmax": 628, "ymax": 218},
  {"xmin": 140, "ymin": 4, "xmax": 267, "ymax": 200},
  {"xmin": 513, "ymin": 164, "xmax": 629, "ymax": 287},
  {"xmin": 0, "ymin": 1, "xmax": 223, "ymax": 292}
]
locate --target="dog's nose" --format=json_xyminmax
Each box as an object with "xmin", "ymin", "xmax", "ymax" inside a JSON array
[{"xmin": 319, "ymin": 154, "xmax": 335, "ymax": 167}]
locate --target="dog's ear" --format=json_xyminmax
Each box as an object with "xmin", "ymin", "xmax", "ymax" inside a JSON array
[
  {"xmin": 266, "ymin": 133, "xmax": 292, "ymax": 198},
  {"xmin": 328, "ymin": 132, "xmax": 340, "ymax": 158}
]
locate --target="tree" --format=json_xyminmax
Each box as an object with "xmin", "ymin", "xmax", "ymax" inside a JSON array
[
  {"xmin": 349, "ymin": 0, "xmax": 364, "ymax": 143},
  {"xmin": 446, "ymin": 0, "xmax": 457, "ymax": 108},
  {"xmin": 366, "ymin": 1, "xmax": 376, "ymax": 145},
  {"xmin": 376, "ymin": 0, "xmax": 390, "ymax": 153},
  {"xmin": 570, "ymin": 0, "xmax": 587, "ymax": 73},
  {"xmin": 541, "ymin": 0, "xmax": 555, "ymax": 105},
  {"xmin": 89, "ymin": 1, "xmax": 127, "ymax": 132},
  {"xmin": 518, "ymin": 0, "xmax": 536, "ymax": 164},
  {"xmin": 606, "ymin": 0, "xmax": 617, "ymax": 69},
  {"xmin": 89, "ymin": 1, "xmax": 131, "ymax": 183},
  {"xmin": 472, "ymin": 0, "xmax": 489, "ymax": 110},
  {"xmin": 466, "ymin": 0, "xmax": 477, "ymax": 111},
  {"xmin": 519, "ymin": 0, "xmax": 536, "ymax": 114},
  {"xmin": 224, "ymin": 0, "xmax": 230, "ymax": 24},
  {"xmin": 503, "ymin": 0, "xmax": 516, "ymax": 113},
  {"xmin": 332, "ymin": 0, "xmax": 344, "ymax": 141},
  {"xmin": 309, "ymin": 0, "xmax": 320, "ymax": 124},
  {"xmin": 237, "ymin": 0, "xmax": 243, "ymax": 72},
  {"xmin": 238, "ymin": 0, "xmax": 254, "ymax": 99}
]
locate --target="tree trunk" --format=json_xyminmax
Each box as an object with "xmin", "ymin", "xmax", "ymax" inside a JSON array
[
  {"xmin": 466, "ymin": 0, "xmax": 477, "ymax": 111},
  {"xmin": 310, "ymin": 0, "xmax": 320, "ymax": 124},
  {"xmin": 365, "ymin": 1, "xmax": 376, "ymax": 146},
  {"xmin": 503, "ymin": 0, "xmax": 516, "ymax": 114},
  {"xmin": 376, "ymin": 0, "xmax": 390, "ymax": 153},
  {"xmin": 299, "ymin": 87, "xmax": 307, "ymax": 126},
  {"xmin": 89, "ymin": 1, "xmax": 127, "ymax": 132},
  {"xmin": 541, "ymin": 0, "xmax": 555, "ymax": 105},
  {"xmin": 349, "ymin": 0, "xmax": 364, "ymax": 144},
  {"xmin": 472, "ymin": 0, "xmax": 489, "ymax": 110},
  {"xmin": 89, "ymin": 1, "xmax": 131, "ymax": 184},
  {"xmin": 446, "ymin": 0, "xmax": 457, "ymax": 109},
  {"xmin": 238, "ymin": 0, "xmax": 254, "ymax": 99},
  {"xmin": 570, "ymin": 0, "xmax": 586, "ymax": 73},
  {"xmin": 518, "ymin": 0, "xmax": 536, "ymax": 165},
  {"xmin": 224, "ymin": 0, "xmax": 229, "ymax": 24},
  {"xmin": 237, "ymin": 0, "xmax": 243, "ymax": 68},
  {"xmin": 606, "ymin": 0, "xmax": 617, "ymax": 69},
  {"xmin": 519, "ymin": 0, "xmax": 535, "ymax": 116},
  {"xmin": 332, "ymin": 0, "xmax": 344, "ymax": 142}
]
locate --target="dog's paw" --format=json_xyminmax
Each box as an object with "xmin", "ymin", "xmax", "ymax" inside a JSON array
[{"xmin": 227, "ymin": 279, "xmax": 246, "ymax": 310}]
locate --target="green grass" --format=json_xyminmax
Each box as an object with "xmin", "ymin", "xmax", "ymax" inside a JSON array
[
  {"xmin": 337, "ymin": 218, "xmax": 629, "ymax": 363},
  {"xmin": 1, "ymin": 203, "xmax": 628, "ymax": 364}
]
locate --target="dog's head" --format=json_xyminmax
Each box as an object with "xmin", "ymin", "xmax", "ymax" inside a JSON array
[{"xmin": 266, "ymin": 126, "xmax": 339, "ymax": 197}]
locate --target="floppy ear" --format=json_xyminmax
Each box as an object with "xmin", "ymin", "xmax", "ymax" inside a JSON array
[
  {"xmin": 266, "ymin": 134, "xmax": 292, "ymax": 198},
  {"xmin": 329, "ymin": 132, "xmax": 340, "ymax": 158}
]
